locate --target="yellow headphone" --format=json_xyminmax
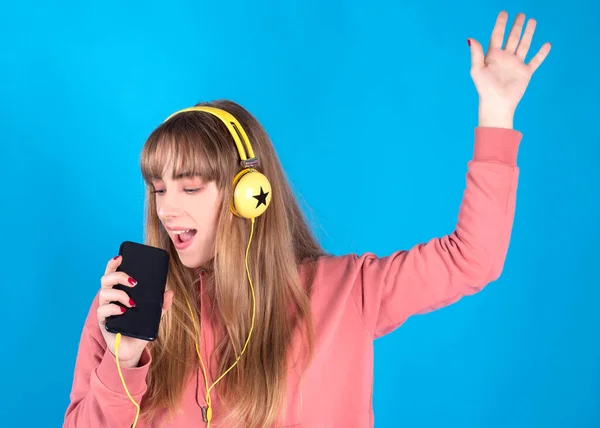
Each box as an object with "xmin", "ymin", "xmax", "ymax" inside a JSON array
[
  {"xmin": 163, "ymin": 106, "xmax": 272, "ymax": 219},
  {"xmin": 114, "ymin": 105, "xmax": 269, "ymax": 427}
]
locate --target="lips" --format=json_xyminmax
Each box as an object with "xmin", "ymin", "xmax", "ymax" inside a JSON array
[
  {"xmin": 165, "ymin": 226, "xmax": 195, "ymax": 233},
  {"xmin": 172, "ymin": 229, "xmax": 197, "ymax": 250}
]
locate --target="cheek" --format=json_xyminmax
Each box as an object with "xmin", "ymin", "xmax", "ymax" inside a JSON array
[
  {"xmin": 194, "ymin": 203, "xmax": 221, "ymax": 235},
  {"xmin": 192, "ymin": 186, "xmax": 223, "ymax": 238}
]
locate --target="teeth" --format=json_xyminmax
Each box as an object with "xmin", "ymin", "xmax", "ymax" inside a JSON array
[{"xmin": 173, "ymin": 229, "xmax": 192, "ymax": 234}]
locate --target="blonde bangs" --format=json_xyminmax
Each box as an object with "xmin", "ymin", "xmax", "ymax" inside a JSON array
[{"xmin": 140, "ymin": 116, "xmax": 226, "ymax": 186}]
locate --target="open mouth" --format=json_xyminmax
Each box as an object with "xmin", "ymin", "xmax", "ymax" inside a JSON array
[{"xmin": 173, "ymin": 229, "xmax": 198, "ymax": 248}]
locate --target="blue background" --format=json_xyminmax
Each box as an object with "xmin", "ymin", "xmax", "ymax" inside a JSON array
[{"xmin": 1, "ymin": 0, "xmax": 598, "ymax": 427}]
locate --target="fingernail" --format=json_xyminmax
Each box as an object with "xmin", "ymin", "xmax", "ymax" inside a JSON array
[
  {"xmin": 120, "ymin": 306, "xmax": 126, "ymax": 313},
  {"xmin": 129, "ymin": 298, "xmax": 136, "ymax": 307},
  {"xmin": 113, "ymin": 255, "xmax": 120, "ymax": 260},
  {"xmin": 467, "ymin": 38, "xmax": 471, "ymax": 46},
  {"xmin": 128, "ymin": 277, "xmax": 137, "ymax": 286}
]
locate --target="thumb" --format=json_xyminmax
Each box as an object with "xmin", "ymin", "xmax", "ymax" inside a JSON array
[
  {"xmin": 161, "ymin": 289, "xmax": 175, "ymax": 316},
  {"xmin": 467, "ymin": 38, "xmax": 485, "ymax": 73}
]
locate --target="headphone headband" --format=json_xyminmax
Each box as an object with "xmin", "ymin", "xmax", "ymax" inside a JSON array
[
  {"xmin": 163, "ymin": 106, "xmax": 258, "ymax": 167},
  {"xmin": 162, "ymin": 104, "xmax": 272, "ymax": 220}
]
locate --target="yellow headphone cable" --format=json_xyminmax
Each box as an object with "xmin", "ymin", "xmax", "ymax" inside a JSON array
[
  {"xmin": 115, "ymin": 217, "xmax": 257, "ymax": 427},
  {"xmin": 114, "ymin": 105, "xmax": 266, "ymax": 427}
]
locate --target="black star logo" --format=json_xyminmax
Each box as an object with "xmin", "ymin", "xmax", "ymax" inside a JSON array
[{"xmin": 253, "ymin": 187, "xmax": 269, "ymax": 208}]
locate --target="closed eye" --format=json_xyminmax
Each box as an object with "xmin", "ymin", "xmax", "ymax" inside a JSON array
[
  {"xmin": 184, "ymin": 188, "xmax": 202, "ymax": 194},
  {"xmin": 150, "ymin": 188, "xmax": 202, "ymax": 195}
]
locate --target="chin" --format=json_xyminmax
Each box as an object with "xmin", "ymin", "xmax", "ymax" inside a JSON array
[
  {"xmin": 176, "ymin": 249, "xmax": 211, "ymax": 270},
  {"xmin": 178, "ymin": 255, "xmax": 204, "ymax": 269}
]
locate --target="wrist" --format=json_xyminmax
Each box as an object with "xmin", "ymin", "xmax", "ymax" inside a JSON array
[
  {"xmin": 120, "ymin": 359, "xmax": 139, "ymax": 369},
  {"xmin": 109, "ymin": 349, "xmax": 144, "ymax": 368},
  {"xmin": 96, "ymin": 347, "xmax": 152, "ymax": 396},
  {"xmin": 119, "ymin": 354, "xmax": 142, "ymax": 369},
  {"xmin": 478, "ymin": 103, "xmax": 515, "ymax": 129}
]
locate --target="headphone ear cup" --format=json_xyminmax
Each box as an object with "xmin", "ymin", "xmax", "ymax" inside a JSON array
[{"xmin": 230, "ymin": 169, "xmax": 272, "ymax": 219}]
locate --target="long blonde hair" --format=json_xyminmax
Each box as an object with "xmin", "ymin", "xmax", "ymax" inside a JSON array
[{"xmin": 138, "ymin": 99, "xmax": 325, "ymax": 426}]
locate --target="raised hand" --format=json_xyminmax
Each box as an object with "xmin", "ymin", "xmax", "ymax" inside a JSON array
[{"xmin": 468, "ymin": 11, "xmax": 551, "ymax": 118}]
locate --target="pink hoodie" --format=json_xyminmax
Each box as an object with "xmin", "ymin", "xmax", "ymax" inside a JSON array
[{"xmin": 64, "ymin": 126, "xmax": 521, "ymax": 427}]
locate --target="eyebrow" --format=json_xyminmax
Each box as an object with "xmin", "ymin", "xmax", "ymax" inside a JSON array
[{"xmin": 174, "ymin": 171, "xmax": 200, "ymax": 179}]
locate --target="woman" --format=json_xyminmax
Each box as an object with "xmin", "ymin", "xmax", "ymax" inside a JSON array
[{"xmin": 64, "ymin": 10, "xmax": 551, "ymax": 428}]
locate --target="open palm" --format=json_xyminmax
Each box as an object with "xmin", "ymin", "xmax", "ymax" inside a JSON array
[{"xmin": 469, "ymin": 11, "xmax": 551, "ymax": 112}]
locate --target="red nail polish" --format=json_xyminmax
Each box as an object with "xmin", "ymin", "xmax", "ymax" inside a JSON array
[
  {"xmin": 467, "ymin": 38, "xmax": 471, "ymax": 46},
  {"xmin": 129, "ymin": 298, "xmax": 135, "ymax": 307},
  {"xmin": 120, "ymin": 306, "xmax": 126, "ymax": 313},
  {"xmin": 128, "ymin": 277, "xmax": 137, "ymax": 286},
  {"xmin": 113, "ymin": 255, "xmax": 120, "ymax": 260}
]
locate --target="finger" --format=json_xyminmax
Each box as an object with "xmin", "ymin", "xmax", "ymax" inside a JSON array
[
  {"xmin": 468, "ymin": 38, "xmax": 485, "ymax": 73},
  {"xmin": 104, "ymin": 255, "xmax": 123, "ymax": 276},
  {"xmin": 97, "ymin": 303, "xmax": 127, "ymax": 325},
  {"xmin": 488, "ymin": 10, "xmax": 508, "ymax": 51},
  {"xmin": 516, "ymin": 18, "xmax": 537, "ymax": 61},
  {"xmin": 527, "ymin": 42, "xmax": 552, "ymax": 73},
  {"xmin": 98, "ymin": 287, "xmax": 136, "ymax": 307},
  {"xmin": 101, "ymin": 271, "xmax": 138, "ymax": 289},
  {"xmin": 505, "ymin": 12, "xmax": 526, "ymax": 53},
  {"xmin": 161, "ymin": 289, "xmax": 175, "ymax": 317}
]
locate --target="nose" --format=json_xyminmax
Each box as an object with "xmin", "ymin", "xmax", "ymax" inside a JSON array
[{"xmin": 156, "ymin": 192, "xmax": 184, "ymax": 219}]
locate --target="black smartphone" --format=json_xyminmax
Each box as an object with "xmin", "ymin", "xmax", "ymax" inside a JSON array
[{"xmin": 104, "ymin": 241, "xmax": 170, "ymax": 341}]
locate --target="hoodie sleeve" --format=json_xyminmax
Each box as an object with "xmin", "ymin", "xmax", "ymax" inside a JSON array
[
  {"xmin": 63, "ymin": 292, "xmax": 152, "ymax": 428},
  {"xmin": 350, "ymin": 127, "xmax": 521, "ymax": 339}
]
